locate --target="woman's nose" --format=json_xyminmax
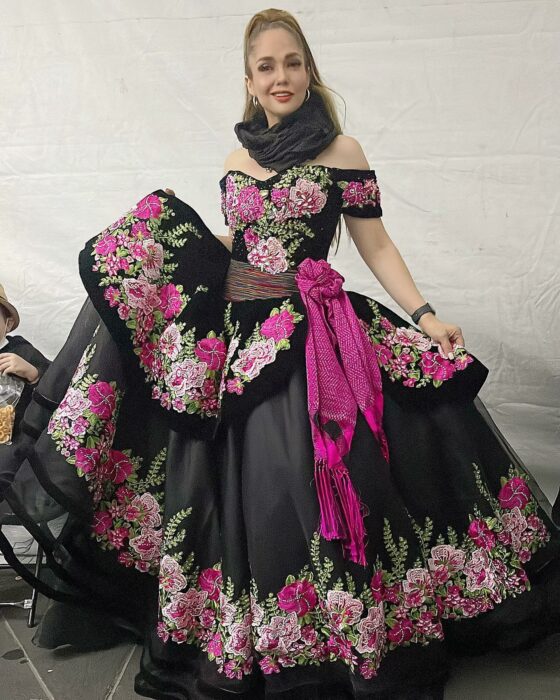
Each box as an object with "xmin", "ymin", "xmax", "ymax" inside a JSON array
[{"xmin": 275, "ymin": 67, "xmax": 288, "ymax": 84}]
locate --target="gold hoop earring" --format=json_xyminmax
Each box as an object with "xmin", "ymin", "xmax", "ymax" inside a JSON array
[
  {"xmin": 252, "ymin": 95, "xmax": 258, "ymax": 108},
  {"xmin": 305, "ymin": 88, "xmax": 310, "ymax": 101}
]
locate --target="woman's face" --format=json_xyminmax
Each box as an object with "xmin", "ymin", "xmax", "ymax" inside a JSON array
[{"xmin": 245, "ymin": 28, "xmax": 310, "ymax": 127}]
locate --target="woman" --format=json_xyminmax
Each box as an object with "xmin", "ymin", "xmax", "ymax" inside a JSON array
[{"xmin": 1, "ymin": 9, "xmax": 559, "ymax": 700}]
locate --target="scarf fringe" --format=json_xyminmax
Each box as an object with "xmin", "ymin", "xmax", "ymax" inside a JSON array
[{"xmin": 315, "ymin": 458, "xmax": 367, "ymax": 566}]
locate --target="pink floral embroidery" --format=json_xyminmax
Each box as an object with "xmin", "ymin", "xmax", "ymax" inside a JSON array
[
  {"xmin": 363, "ymin": 299, "xmax": 476, "ymax": 390},
  {"xmin": 121, "ymin": 278, "xmax": 160, "ymax": 315},
  {"xmin": 141, "ymin": 239, "xmax": 165, "ymax": 280},
  {"xmin": 198, "ymin": 568, "xmax": 223, "ymax": 601},
  {"xmin": 237, "ymin": 185, "xmax": 265, "ymax": 223},
  {"xmin": 230, "ymin": 338, "xmax": 277, "ymax": 381},
  {"xmin": 133, "ymin": 194, "xmax": 163, "ymax": 220},
  {"xmin": 158, "ymin": 283, "xmax": 183, "ymax": 319},
  {"xmin": 277, "ymin": 580, "xmax": 318, "ymax": 617},
  {"xmin": 246, "ymin": 237, "xmax": 288, "ymax": 275},
  {"xmin": 221, "ymin": 167, "xmax": 330, "ymax": 269},
  {"xmin": 288, "ymin": 178, "xmax": 327, "ymax": 215},
  {"xmin": 194, "ymin": 337, "xmax": 227, "ymax": 371},
  {"xmin": 158, "ymin": 324, "xmax": 182, "ymax": 360},
  {"xmin": 260, "ymin": 310, "xmax": 296, "ymax": 342},
  {"xmin": 355, "ymin": 606, "xmax": 385, "ymax": 654},
  {"xmin": 339, "ymin": 178, "xmax": 380, "ymax": 210},
  {"xmin": 166, "ymin": 359, "xmax": 207, "ymax": 396},
  {"xmin": 58, "ymin": 387, "xmax": 91, "ymax": 420},
  {"xmin": 468, "ymin": 519, "xmax": 497, "ymax": 549},
  {"xmin": 225, "ymin": 301, "xmax": 303, "ymax": 395},
  {"xmin": 498, "ymin": 476, "xmax": 531, "ymax": 510},
  {"xmin": 156, "ymin": 462, "xmax": 549, "ymax": 681},
  {"xmin": 325, "ymin": 590, "xmax": 364, "ymax": 627},
  {"xmin": 88, "ymin": 382, "xmax": 116, "ymax": 420},
  {"xmin": 90, "ymin": 193, "xmax": 225, "ymax": 418}
]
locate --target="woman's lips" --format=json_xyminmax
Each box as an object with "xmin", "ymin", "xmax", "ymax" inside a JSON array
[{"xmin": 272, "ymin": 93, "xmax": 293, "ymax": 103}]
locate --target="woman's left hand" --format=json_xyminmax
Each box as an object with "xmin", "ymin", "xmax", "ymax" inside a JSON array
[{"xmin": 417, "ymin": 314, "xmax": 465, "ymax": 360}]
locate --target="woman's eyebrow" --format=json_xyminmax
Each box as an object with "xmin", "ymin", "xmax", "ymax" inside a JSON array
[{"xmin": 257, "ymin": 52, "xmax": 302, "ymax": 62}]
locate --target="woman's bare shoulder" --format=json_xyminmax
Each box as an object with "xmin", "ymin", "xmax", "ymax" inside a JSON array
[
  {"xmin": 322, "ymin": 135, "xmax": 371, "ymax": 170},
  {"xmin": 223, "ymin": 148, "xmax": 248, "ymax": 173}
]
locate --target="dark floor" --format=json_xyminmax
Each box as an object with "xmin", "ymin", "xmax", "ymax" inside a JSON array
[{"xmin": 1, "ymin": 569, "xmax": 559, "ymax": 700}]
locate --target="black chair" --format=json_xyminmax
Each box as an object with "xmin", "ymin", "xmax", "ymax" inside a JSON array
[{"xmin": 0, "ymin": 509, "xmax": 43, "ymax": 627}]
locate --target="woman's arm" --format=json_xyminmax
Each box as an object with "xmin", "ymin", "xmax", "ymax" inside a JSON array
[{"xmin": 336, "ymin": 137, "xmax": 464, "ymax": 358}]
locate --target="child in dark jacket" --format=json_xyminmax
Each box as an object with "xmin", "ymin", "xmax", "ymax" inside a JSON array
[{"xmin": 0, "ymin": 284, "xmax": 50, "ymax": 493}]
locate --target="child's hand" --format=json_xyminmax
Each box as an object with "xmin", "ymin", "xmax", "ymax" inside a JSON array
[{"xmin": 0, "ymin": 353, "xmax": 39, "ymax": 383}]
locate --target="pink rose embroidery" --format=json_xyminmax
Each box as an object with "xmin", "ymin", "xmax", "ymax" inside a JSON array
[
  {"xmin": 159, "ymin": 555, "xmax": 188, "ymax": 594},
  {"xmin": 420, "ymin": 351, "xmax": 456, "ymax": 381},
  {"xmin": 122, "ymin": 278, "xmax": 160, "ymax": 315},
  {"xmin": 88, "ymin": 382, "xmax": 116, "ymax": 420},
  {"xmin": 194, "ymin": 337, "xmax": 227, "ymax": 371},
  {"xmin": 498, "ymin": 477, "xmax": 531, "ymax": 510},
  {"xmin": 129, "ymin": 493, "xmax": 161, "ymax": 527},
  {"xmin": 167, "ymin": 359, "xmax": 207, "ymax": 397},
  {"xmin": 57, "ymin": 387, "xmax": 91, "ymax": 420},
  {"xmin": 286, "ymin": 178, "xmax": 327, "ymax": 218},
  {"xmin": 356, "ymin": 606, "xmax": 386, "ymax": 654},
  {"xmin": 75, "ymin": 447, "xmax": 100, "ymax": 474},
  {"xmin": 158, "ymin": 283, "xmax": 183, "ymax": 320},
  {"xmin": 391, "ymin": 327, "xmax": 432, "ymax": 352},
  {"xmin": 162, "ymin": 590, "xmax": 202, "ymax": 629},
  {"xmin": 236, "ymin": 185, "xmax": 265, "ymax": 223},
  {"xmin": 427, "ymin": 544, "xmax": 466, "ymax": 576},
  {"xmin": 133, "ymin": 194, "xmax": 163, "ymax": 220},
  {"xmin": 107, "ymin": 450, "xmax": 134, "ymax": 484},
  {"xmin": 230, "ymin": 338, "xmax": 277, "ymax": 380},
  {"xmin": 128, "ymin": 527, "xmax": 163, "ymax": 562},
  {"xmin": 255, "ymin": 612, "xmax": 301, "ymax": 655},
  {"xmin": 464, "ymin": 548, "xmax": 496, "ymax": 593},
  {"xmin": 468, "ymin": 519, "xmax": 496, "ymax": 550},
  {"xmin": 247, "ymin": 237, "xmax": 288, "ymax": 275},
  {"xmin": 260, "ymin": 310, "xmax": 296, "ymax": 342},
  {"xmin": 95, "ymin": 234, "xmax": 118, "ymax": 256},
  {"xmin": 225, "ymin": 622, "xmax": 252, "ymax": 659},
  {"xmin": 197, "ymin": 568, "xmax": 223, "ymax": 601},
  {"xmin": 325, "ymin": 590, "xmax": 364, "ymax": 627},
  {"xmin": 92, "ymin": 510, "xmax": 113, "ymax": 535},
  {"xmin": 387, "ymin": 618, "xmax": 414, "ymax": 645},
  {"xmin": 277, "ymin": 580, "xmax": 318, "ymax": 617}
]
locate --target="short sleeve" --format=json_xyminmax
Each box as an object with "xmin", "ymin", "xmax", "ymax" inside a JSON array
[
  {"xmin": 219, "ymin": 178, "xmax": 228, "ymax": 226},
  {"xmin": 336, "ymin": 168, "xmax": 382, "ymax": 218}
]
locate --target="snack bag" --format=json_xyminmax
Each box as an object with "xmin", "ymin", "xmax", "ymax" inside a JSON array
[{"xmin": 0, "ymin": 374, "xmax": 25, "ymax": 445}]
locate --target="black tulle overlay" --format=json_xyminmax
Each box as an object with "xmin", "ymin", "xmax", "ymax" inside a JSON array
[{"xmin": 1, "ymin": 169, "xmax": 559, "ymax": 700}]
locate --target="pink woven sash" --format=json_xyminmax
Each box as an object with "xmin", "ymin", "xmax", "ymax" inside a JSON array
[{"xmin": 295, "ymin": 258, "xmax": 390, "ymax": 565}]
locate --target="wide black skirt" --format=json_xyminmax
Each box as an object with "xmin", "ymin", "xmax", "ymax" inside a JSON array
[{"xmin": 1, "ymin": 289, "xmax": 559, "ymax": 700}]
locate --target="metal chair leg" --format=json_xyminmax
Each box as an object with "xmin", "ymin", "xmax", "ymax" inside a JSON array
[{"xmin": 27, "ymin": 540, "xmax": 43, "ymax": 628}]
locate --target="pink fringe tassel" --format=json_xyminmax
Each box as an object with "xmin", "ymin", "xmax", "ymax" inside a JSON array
[{"xmin": 315, "ymin": 458, "xmax": 367, "ymax": 566}]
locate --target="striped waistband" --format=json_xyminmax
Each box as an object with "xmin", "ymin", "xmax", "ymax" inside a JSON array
[{"xmin": 223, "ymin": 259, "xmax": 299, "ymax": 301}]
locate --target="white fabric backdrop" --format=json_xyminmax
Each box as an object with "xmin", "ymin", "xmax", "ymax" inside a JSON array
[{"xmin": 1, "ymin": 0, "xmax": 558, "ymax": 498}]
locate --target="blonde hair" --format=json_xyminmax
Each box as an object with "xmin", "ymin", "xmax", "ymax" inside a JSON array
[{"xmin": 242, "ymin": 8, "xmax": 344, "ymax": 133}]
